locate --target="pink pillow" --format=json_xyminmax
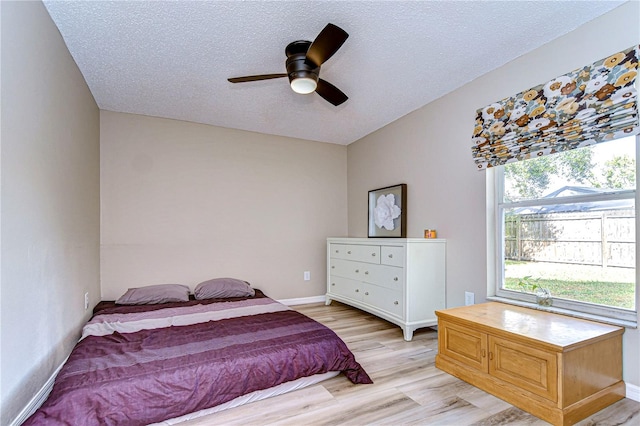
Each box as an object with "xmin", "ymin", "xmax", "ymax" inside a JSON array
[
  {"xmin": 194, "ymin": 278, "xmax": 254, "ymax": 300},
  {"xmin": 116, "ymin": 284, "xmax": 190, "ymax": 305}
]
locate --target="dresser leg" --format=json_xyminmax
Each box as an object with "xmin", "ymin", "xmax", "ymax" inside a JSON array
[
  {"xmin": 325, "ymin": 297, "xmax": 332, "ymax": 306},
  {"xmin": 403, "ymin": 327, "xmax": 413, "ymax": 341}
]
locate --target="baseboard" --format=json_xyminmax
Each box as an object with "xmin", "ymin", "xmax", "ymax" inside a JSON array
[
  {"xmin": 9, "ymin": 357, "xmax": 68, "ymax": 426},
  {"xmin": 277, "ymin": 295, "xmax": 326, "ymax": 306},
  {"xmin": 627, "ymin": 382, "xmax": 640, "ymax": 402}
]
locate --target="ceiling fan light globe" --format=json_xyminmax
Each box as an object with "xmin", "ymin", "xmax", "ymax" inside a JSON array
[{"xmin": 290, "ymin": 77, "xmax": 317, "ymax": 94}]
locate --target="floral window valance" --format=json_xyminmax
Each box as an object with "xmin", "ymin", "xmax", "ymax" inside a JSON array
[{"xmin": 471, "ymin": 45, "xmax": 639, "ymax": 171}]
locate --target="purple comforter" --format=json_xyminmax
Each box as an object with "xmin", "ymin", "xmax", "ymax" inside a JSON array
[{"xmin": 24, "ymin": 293, "xmax": 371, "ymax": 425}]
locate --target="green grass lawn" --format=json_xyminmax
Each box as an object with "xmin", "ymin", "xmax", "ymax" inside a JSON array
[{"xmin": 504, "ymin": 261, "xmax": 636, "ymax": 310}]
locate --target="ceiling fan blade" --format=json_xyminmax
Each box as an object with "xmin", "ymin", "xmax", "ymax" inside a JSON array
[
  {"xmin": 305, "ymin": 23, "xmax": 348, "ymax": 67},
  {"xmin": 228, "ymin": 74, "xmax": 287, "ymax": 83},
  {"xmin": 316, "ymin": 78, "xmax": 348, "ymax": 106}
]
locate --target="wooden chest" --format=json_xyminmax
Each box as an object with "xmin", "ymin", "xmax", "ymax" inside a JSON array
[{"xmin": 435, "ymin": 302, "xmax": 625, "ymax": 426}]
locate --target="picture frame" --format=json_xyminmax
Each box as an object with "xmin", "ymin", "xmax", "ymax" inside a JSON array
[{"xmin": 368, "ymin": 184, "xmax": 407, "ymax": 238}]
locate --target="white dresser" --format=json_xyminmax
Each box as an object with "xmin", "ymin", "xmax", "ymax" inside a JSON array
[{"xmin": 326, "ymin": 238, "xmax": 446, "ymax": 341}]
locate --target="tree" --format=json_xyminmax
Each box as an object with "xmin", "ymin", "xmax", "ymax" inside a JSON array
[
  {"xmin": 505, "ymin": 144, "xmax": 636, "ymax": 201},
  {"xmin": 601, "ymin": 155, "xmax": 636, "ymax": 189},
  {"xmin": 558, "ymin": 148, "xmax": 597, "ymax": 186},
  {"xmin": 504, "ymin": 156, "xmax": 555, "ymax": 201},
  {"xmin": 504, "ymin": 147, "xmax": 596, "ymax": 201}
]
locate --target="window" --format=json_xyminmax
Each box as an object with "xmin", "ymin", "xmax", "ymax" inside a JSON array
[{"xmin": 491, "ymin": 135, "xmax": 637, "ymax": 325}]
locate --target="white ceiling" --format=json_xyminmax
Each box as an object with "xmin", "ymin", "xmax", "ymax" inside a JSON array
[{"xmin": 42, "ymin": 1, "xmax": 625, "ymax": 145}]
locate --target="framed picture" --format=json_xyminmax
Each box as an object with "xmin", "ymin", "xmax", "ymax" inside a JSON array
[{"xmin": 368, "ymin": 184, "xmax": 407, "ymax": 238}]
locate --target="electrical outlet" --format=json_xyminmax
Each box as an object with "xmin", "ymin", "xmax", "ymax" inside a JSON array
[
  {"xmin": 84, "ymin": 292, "xmax": 89, "ymax": 310},
  {"xmin": 303, "ymin": 271, "xmax": 311, "ymax": 281},
  {"xmin": 465, "ymin": 291, "xmax": 475, "ymax": 306}
]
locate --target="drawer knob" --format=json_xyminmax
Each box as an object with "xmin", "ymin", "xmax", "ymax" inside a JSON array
[
  {"xmin": 364, "ymin": 271, "xmax": 369, "ymax": 275},
  {"xmin": 355, "ymin": 269, "xmax": 359, "ymax": 273},
  {"xmin": 394, "ymin": 277, "xmax": 399, "ymax": 281},
  {"xmin": 347, "ymin": 251, "xmax": 352, "ymax": 254},
  {"xmin": 331, "ymin": 266, "xmax": 335, "ymax": 269},
  {"xmin": 388, "ymin": 254, "xmax": 393, "ymax": 258},
  {"xmin": 365, "ymin": 292, "xmax": 369, "ymax": 295},
  {"xmin": 355, "ymin": 289, "xmax": 359, "ymax": 293},
  {"xmin": 394, "ymin": 301, "xmax": 399, "ymax": 305},
  {"xmin": 335, "ymin": 250, "xmax": 339, "ymax": 253},
  {"xmin": 331, "ymin": 283, "xmax": 335, "ymax": 286},
  {"xmin": 371, "ymin": 253, "xmax": 376, "ymax": 256}
]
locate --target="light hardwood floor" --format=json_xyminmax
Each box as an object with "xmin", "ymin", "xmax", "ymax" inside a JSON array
[{"xmin": 180, "ymin": 301, "xmax": 640, "ymax": 425}]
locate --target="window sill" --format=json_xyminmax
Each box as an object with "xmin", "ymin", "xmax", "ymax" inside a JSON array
[{"xmin": 487, "ymin": 296, "xmax": 638, "ymax": 329}]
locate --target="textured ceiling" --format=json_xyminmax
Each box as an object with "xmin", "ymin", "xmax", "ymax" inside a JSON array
[{"xmin": 43, "ymin": 1, "xmax": 625, "ymax": 145}]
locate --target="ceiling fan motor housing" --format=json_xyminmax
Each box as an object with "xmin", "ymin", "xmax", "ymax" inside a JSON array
[
  {"xmin": 286, "ymin": 55, "xmax": 320, "ymax": 84},
  {"xmin": 285, "ymin": 40, "xmax": 319, "ymax": 84}
]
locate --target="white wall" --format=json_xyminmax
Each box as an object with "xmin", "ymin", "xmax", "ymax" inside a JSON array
[
  {"xmin": 100, "ymin": 111, "xmax": 347, "ymax": 301},
  {"xmin": 0, "ymin": 2, "xmax": 101, "ymax": 424},
  {"xmin": 347, "ymin": 2, "xmax": 639, "ymax": 388}
]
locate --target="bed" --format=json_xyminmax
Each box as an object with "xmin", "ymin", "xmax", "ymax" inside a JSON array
[{"xmin": 24, "ymin": 284, "xmax": 372, "ymax": 425}]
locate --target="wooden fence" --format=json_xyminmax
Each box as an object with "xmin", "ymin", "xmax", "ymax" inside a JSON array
[{"xmin": 505, "ymin": 209, "xmax": 635, "ymax": 268}]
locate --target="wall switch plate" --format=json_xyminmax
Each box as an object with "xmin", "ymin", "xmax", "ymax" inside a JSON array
[
  {"xmin": 465, "ymin": 291, "xmax": 475, "ymax": 306},
  {"xmin": 304, "ymin": 271, "xmax": 311, "ymax": 281},
  {"xmin": 84, "ymin": 292, "xmax": 89, "ymax": 310}
]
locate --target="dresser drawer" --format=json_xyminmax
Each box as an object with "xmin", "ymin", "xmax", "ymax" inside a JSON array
[
  {"xmin": 330, "ymin": 243, "xmax": 381, "ymax": 264},
  {"xmin": 381, "ymin": 245, "xmax": 404, "ymax": 267},
  {"xmin": 330, "ymin": 258, "xmax": 370, "ymax": 281},
  {"xmin": 363, "ymin": 284, "xmax": 403, "ymax": 318},
  {"xmin": 328, "ymin": 276, "xmax": 364, "ymax": 301},
  {"xmin": 360, "ymin": 263, "xmax": 404, "ymax": 290}
]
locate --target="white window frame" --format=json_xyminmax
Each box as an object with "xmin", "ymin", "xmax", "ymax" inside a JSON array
[{"xmin": 486, "ymin": 136, "xmax": 639, "ymax": 328}]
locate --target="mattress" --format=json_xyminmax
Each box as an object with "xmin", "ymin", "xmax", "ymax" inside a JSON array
[{"xmin": 24, "ymin": 290, "xmax": 371, "ymax": 425}]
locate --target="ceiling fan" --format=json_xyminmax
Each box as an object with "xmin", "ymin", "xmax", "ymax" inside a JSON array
[{"xmin": 228, "ymin": 23, "xmax": 349, "ymax": 106}]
